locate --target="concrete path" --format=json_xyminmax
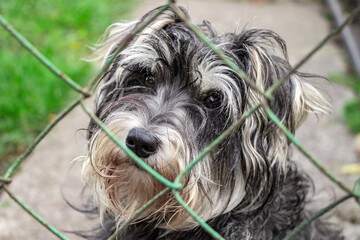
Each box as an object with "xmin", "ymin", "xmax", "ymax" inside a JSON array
[{"xmin": 1, "ymin": 0, "xmax": 359, "ymax": 239}]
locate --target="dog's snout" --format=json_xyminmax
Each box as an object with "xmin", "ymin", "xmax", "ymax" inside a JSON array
[{"xmin": 125, "ymin": 128, "xmax": 158, "ymax": 158}]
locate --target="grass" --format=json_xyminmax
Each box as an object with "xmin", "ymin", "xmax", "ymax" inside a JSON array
[
  {"xmin": 0, "ymin": 0, "xmax": 138, "ymax": 174},
  {"xmin": 330, "ymin": 72, "xmax": 360, "ymax": 133}
]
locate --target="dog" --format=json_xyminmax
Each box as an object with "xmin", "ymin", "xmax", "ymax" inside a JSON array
[{"xmin": 80, "ymin": 5, "xmax": 342, "ymax": 240}]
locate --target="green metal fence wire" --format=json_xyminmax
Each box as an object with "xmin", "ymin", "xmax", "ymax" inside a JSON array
[{"xmin": 1, "ymin": 1, "xmax": 360, "ymax": 239}]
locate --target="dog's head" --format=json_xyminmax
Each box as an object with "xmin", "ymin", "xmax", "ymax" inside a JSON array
[{"xmin": 82, "ymin": 6, "xmax": 327, "ymax": 231}]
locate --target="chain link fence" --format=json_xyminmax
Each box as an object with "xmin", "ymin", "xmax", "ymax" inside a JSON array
[{"xmin": 1, "ymin": 1, "xmax": 360, "ymax": 239}]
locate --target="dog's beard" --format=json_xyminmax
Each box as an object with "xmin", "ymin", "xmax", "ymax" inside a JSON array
[
  {"xmin": 82, "ymin": 110, "xmax": 200, "ymax": 230},
  {"xmin": 82, "ymin": 107, "xmax": 248, "ymax": 231}
]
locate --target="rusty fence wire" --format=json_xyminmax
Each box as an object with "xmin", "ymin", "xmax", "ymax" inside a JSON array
[{"xmin": 1, "ymin": 1, "xmax": 360, "ymax": 240}]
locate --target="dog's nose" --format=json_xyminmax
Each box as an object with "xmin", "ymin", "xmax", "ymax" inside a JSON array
[{"xmin": 125, "ymin": 128, "xmax": 158, "ymax": 158}]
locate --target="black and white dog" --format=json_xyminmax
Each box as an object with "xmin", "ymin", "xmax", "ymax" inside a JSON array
[{"xmin": 80, "ymin": 6, "xmax": 342, "ymax": 240}]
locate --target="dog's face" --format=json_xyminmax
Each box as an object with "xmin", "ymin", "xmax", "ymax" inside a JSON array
[{"xmin": 82, "ymin": 7, "xmax": 326, "ymax": 231}]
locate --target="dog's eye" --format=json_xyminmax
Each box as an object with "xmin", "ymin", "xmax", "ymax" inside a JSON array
[
  {"xmin": 203, "ymin": 90, "xmax": 223, "ymax": 109},
  {"xmin": 124, "ymin": 71, "xmax": 156, "ymax": 90},
  {"xmin": 144, "ymin": 75, "xmax": 156, "ymax": 88}
]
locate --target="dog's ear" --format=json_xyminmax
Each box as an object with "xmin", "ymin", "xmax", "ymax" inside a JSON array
[
  {"xmin": 91, "ymin": 7, "xmax": 189, "ymax": 67},
  {"xmin": 225, "ymin": 29, "xmax": 329, "ymax": 181},
  {"xmin": 230, "ymin": 29, "xmax": 328, "ymax": 131}
]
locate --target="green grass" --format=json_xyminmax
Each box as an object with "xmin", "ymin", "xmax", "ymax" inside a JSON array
[
  {"xmin": 0, "ymin": 0, "xmax": 138, "ymax": 174},
  {"xmin": 330, "ymin": 72, "xmax": 360, "ymax": 133}
]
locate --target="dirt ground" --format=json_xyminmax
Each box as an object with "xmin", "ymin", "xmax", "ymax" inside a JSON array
[{"xmin": 1, "ymin": 0, "xmax": 359, "ymax": 239}]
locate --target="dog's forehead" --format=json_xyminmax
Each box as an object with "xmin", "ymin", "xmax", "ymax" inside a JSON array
[
  {"xmin": 115, "ymin": 37, "xmax": 244, "ymax": 119},
  {"xmin": 119, "ymin": 31, "xmax": 239, "ymax": 93}
]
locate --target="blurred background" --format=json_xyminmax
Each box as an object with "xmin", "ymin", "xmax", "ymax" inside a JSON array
[
  {"xmin": 0, "ymin": 0, "xmax": 137, "ymax": 174},
  {"xmin": 0, "ymin": 0, "xmax": 359, "ymax": 239}
]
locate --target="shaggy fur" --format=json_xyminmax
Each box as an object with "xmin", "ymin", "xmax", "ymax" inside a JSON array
[{"xmin": 79, "ymin": 6, "xmax": 342, "ymax": 240}]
